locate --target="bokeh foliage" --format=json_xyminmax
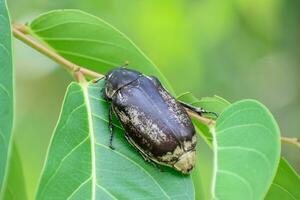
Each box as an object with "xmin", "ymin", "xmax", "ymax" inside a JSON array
[{"xmin": 6, "ymin": 0, "xmax": 300, "ymax": 198}]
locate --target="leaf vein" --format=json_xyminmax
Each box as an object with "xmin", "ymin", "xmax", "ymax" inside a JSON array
[
  {"xmin": 0, "ymin": 14, "xmax": 8, "ymax": 22},
  {"xmin": 217, "ymin": 170, "xmax": 254, "ymax": 199},
  {"xmin": 39, "ymin": 136, "xmax": 90, "ymax": 197},
  {"xmin": 217, "ymin": 108, "xmax": 262, "ymax": 129},
  {"xmin": 218, "ymin": 146, "xmax": 272, "ymax": 171},
  {"xmin": 32, "ymin": 21, "xmax": 105, "ymax": 33},
  {"xmin": 216, "ymin": 123, "xmax": 272, "ymax": 138},
  {"xmin": 95, "ymin": 184, "xmax": 118, "ymax": 200},
  {"xmin": 56, "ymin": 49, "xmax": 119, "ymax": 67},
  {"xmin": 92, "ymin": 113, "xmax": 123, "ymax": 130},
  {"xmin": 95, "ymin": 142, "xmax": 171, "ymax": 200},
  {"xmin": 0, "ymin": 83, "xmax": 10, "ymax": 98},
  {"xmin": 67, "ymin": 177, "xmax": 92, "ymax": 200},
  {"xmin": 56, "ymin": 104, "xmax": 86, "ymax": 133},
  {"xmin": 89, "ymin": 95, "xmax": 107, "ymax": 103},
  {"xmin": 0, "ymin": 129, "xmax": 7, "ymax": 144},
  {"xmin": 271, "ymin": 183, "xmax": 297, "ymax": 200},
  {"xmin": 0, "ymin": 43, "xmax": 9, "ymax": 55},
  {"xmin": 40, "ymin": 37, "xmax": 130, "ymax": 50}
]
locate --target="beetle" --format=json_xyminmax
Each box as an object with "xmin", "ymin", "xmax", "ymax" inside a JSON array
[{"xmin": 97, "ymin": 67, "xmax": 215, "ymax": 174}]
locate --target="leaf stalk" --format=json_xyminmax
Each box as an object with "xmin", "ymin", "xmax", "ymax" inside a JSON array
[{"xmin": 281, "ymin": 137, "xmax": 300, "ymax": 148}]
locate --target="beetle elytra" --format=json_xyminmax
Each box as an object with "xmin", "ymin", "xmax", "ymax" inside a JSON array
[{"xmin": 97, "ymin": 67, "xmax": 214, "ymax": 174}]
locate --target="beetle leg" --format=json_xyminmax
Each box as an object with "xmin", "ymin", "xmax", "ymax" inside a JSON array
[
  {"xmin": 146, "ymin": 159, "xmax": 164, "ymax": 172},
  {"xmin": 102, "ymin": 88, "xmax": 109, "ymax": 101},
  {"xmin": 139, "ymin": 152, "xmax": 151, "ymax": 162},
  {"xmin": 124, "ymin": 133, "xmax": 164, "ymax": 171},
  {"xmin": 108, "ymin": 105, "xmax": 115, "ymax": 150},
  {"xmin": 124, "ymin": 132, "xmax": 164, "ymax": 172},
  {"xmin": 179, "ymin": 100, "xmax": 218, "ymax": 118},
  {"xmin": 139, "ymin": 155, "xmax": 164, "ymax": 172},
  {"xmin": 124, "ymin": 133, "xmax": 151, "ymax": 162}
]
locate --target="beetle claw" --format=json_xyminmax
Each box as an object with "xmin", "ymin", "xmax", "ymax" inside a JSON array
[
  {"xmin": 158, "ymin": 167, "xmax": 164, "ymax": 172},
  {"xmin": 109, "ymin": 145, "xmax": 115, "ymax": 150},
  {"xmin": 150, "ymin": 161, "xmax": 164, "ymax": 172}
]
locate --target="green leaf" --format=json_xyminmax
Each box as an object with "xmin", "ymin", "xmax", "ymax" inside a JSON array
[
  {"xmin": 0, "ymin": 0, "xmax": 13, "ymax": 196},
  {"xmin": 177, "ymin": 92, "xmax": 231, "ymax": 145},
  {"xmin": 265, "ymin": 158, "xmax": 300, "ymax": 200},
  {"xmin": 3, "ymin": 143, "xmax": 28, "ymax": 200},
  {"xmin": 28, "ymin": 9, "xmax": 173, "ymax": 93},
  {"xmin": 36, "ymin": 81, "xmax": 194, "ymax": 199},
  {"xmin": 211, "ymin": 100, "xmax": 281, "ymax": 200},
  {"xmin": 177, "ymin": 92, "xmax": 231, "ymax": 115},
  {"xmin": 177, "ymin": 92, "xmax": 231, "ymax": 199},
  {"xmin": 191, "ymin": 136, "xmax": 213, "ymax": 200}
]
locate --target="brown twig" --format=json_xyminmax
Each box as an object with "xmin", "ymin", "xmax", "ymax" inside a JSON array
[
  {"xmin": 73, "ymin": 68, "xmax": 87, "ymax": 83},
  {"xmin": 281, "ymin": 137, "xmax": 300, "ymax": 148},
  {"xmin": 12, "ymin": 23, "xmax": 103, "ymax": 80},
  {"xmin": 11, "ymin": 23, "xmax": 300, "ymax": 150}
]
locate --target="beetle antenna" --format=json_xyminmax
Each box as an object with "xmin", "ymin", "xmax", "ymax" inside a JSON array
[
  {"xmin": 121, "ymin": 61, "xmax": 129, "ymax": 68},
  {"xmin": 92, "ymin": 75, "xmax": 106, "ymax": 83}
]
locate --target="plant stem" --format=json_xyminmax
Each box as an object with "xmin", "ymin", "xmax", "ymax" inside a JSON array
[
  {"xmin": 12, "ymin": 23, "xmax": 103, "ymax": 80},
  {"xmin": 74, "ymin": 68, "xmax": 87, "ymax": 83},
  {"xmin": 11, "ymin": 23, "xmax": 300, "ymax": 150},
  {"xmin": 281, "ymin": 136, "xmax": 300, "ymax": 148}
]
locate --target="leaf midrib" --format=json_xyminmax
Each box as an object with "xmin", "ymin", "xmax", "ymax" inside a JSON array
[
  {"xmin": 57, "ymin": 50, "xmax": 119, "ymax": 66},
  {"xmin": 271, "ymin": 183, "xmax": 297, "ymax": 200},
  {"xmin": 40, "ymin": 37, "xmax": 130, "ymax": 50},
  {"xmin": 32, "ymin": 21, "xmax": 105, "ymax": 33},
  {"xmin": 81, "ymin": 83, "xmax": 96, "ymax": 200}
]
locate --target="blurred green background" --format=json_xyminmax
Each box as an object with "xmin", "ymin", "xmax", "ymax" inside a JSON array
[{"xmin": 7, "ymin": 0, "xmax": 300, "ymax": 198}]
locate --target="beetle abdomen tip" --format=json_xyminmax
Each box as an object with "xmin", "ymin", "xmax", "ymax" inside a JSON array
[{"xmin": 173, "ymin": 150, "xmax": 196, "ymax": 174}]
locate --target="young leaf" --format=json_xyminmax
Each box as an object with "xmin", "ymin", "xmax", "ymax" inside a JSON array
[
  {"xmin": 211, "ymin": 100, "xmax": 281, "ymax": 200},
  {"xmin": 177, "ymin": 92, "xmax": 230, "ymax": 115},
  {"xmin": 177, "ymin": 92, "xmax": 231, "ymax": 199},
  {"xmin": 265, "ymin": 158, "xmax": 300, "ymax": 200},
  {"xmin": 27, "ymin": 9, "xmax": 173, "ymax": 92},
  {"xmin": 36, "ymin": 81, "xmax": 194, "ymax": 199},
  {"xmin": 191, "ymin": 136, "xmax": 214, "ymax": 200},
  {"xmin": 177, "ymin": 92, "xmax": 231, "ymax": 144},
  {"xmin": 0, "ymin": 0, "xmax": 13, "ymax": 196}
]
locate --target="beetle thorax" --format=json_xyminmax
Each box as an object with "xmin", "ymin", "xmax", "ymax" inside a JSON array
[{"xmin": 104, "ymin": 67, "xmax": 141, "ymax": 99}]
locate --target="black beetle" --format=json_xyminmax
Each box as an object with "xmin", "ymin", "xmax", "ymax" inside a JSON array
[{"xmin": 97, "ymin": 67, "xmax": 214, "ymax": 174}]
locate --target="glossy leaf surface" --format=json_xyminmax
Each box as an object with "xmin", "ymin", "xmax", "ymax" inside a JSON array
[{"xmin": 211, "ymin": 100, "xmax": 281, "ymax": 200}]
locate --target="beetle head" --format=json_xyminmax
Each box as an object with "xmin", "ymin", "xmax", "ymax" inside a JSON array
[{"xmin": 104, "ymin": 67, "xmax": 141, "ymax": 100}]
